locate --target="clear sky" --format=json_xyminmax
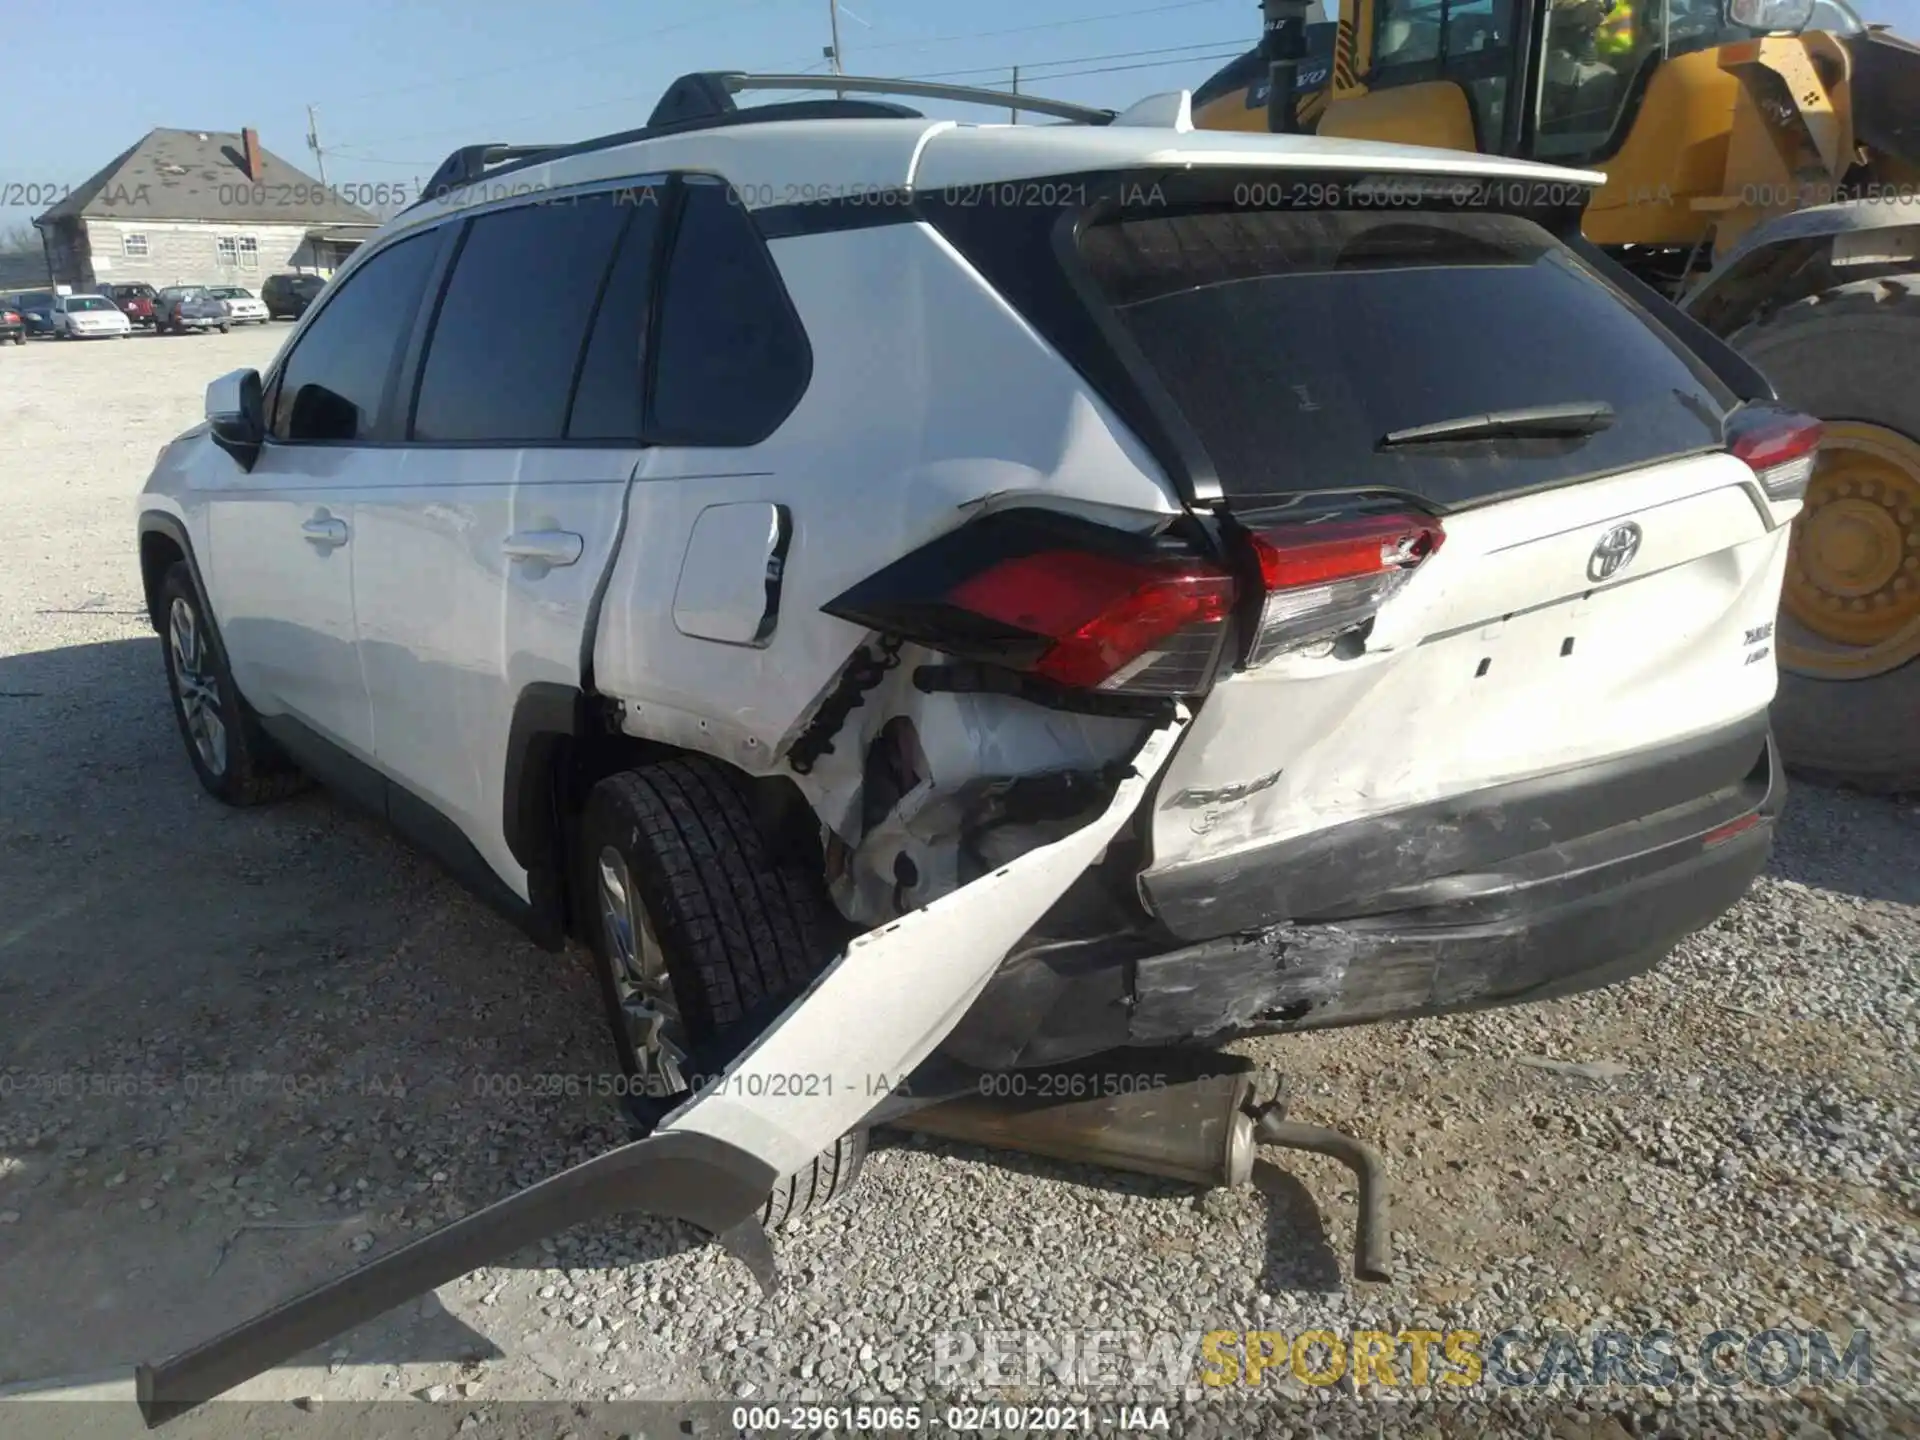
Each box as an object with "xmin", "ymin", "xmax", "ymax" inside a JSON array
[{"xmin": 2, "ymin": 0, "xmax": 1916, "ymax": 233}]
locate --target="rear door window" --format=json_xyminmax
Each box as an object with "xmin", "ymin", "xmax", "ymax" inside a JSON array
[
  {"xmin": 567, "ymin": 195, "xmax": 664, "ymax": 441},
  {"xmin": 648, "ymin": 178, "xmax": 811, "ymax": 447},
  {"xmin": 411, "ymin": 192, "xmax": 634, "ymax": 443},
  {"xmin": 1077, "ymin": 207, "xmax": 1733, "ymax": 508}
]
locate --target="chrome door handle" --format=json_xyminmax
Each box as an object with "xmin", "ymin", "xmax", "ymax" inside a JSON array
[
  {"xmin": 301, "ymin": 516, "xmax": 348, "ymax": 549},
  {"xmin": 502, "ymin": 530, "xmax": 584, "ymax": 567}
]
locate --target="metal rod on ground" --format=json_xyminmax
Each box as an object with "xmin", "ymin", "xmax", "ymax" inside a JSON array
[{"xmin": 1249, "ymin": 1108, "xmax": 1393, "ymax": 1283}]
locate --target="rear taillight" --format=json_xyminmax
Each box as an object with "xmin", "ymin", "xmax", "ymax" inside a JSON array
[
  {"xmin": 1728, "ymin": 407, "xmax": 1822, "ymax": 502},
  {"xmin": 824, "ymin": 510, "xmax": 1236, "ymax": 697},
  {"xmin": 948, "ymin": 549, "xmax": 1235, "ymax": 692},
  {"xmin": 1245, "ymin": 513, "xmax": 1443, "ymax": 665}
]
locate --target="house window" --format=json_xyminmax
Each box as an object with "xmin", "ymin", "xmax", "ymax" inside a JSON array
[
  {"xmin": 123, "ymin": 233, "xmax": 149, "ymax": 258},
  {"xmin": 216, "ymin": 237, "xmax": 238, "ymax": 266},
  {"xmin": 238, "ymin": 236, "xmax": 259, "ymax": 270}
]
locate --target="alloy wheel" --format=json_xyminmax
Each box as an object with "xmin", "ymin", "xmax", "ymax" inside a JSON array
[
  {"xmin": 168, "ymin": 596, "xmax": 228, "ymax": 776},
  {"xmin": 595, "ymin": 846, "xmax": 690, "ymax": 1097}
]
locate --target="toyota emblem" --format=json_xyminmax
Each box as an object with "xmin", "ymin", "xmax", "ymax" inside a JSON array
[{"xmin": 1587, "ymin": 522, "xmax": 1643, "ymax": 582}]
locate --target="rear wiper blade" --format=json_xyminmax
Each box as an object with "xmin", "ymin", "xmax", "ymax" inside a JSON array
[{"xmin": 1380, "ymin": 402, "xmax": 1616, "ymax": 448}]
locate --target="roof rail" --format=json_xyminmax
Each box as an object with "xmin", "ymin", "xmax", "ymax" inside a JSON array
[
  {"xmin": 420, "ymin": 144, "xmax": 567, "ymax": 200},
  {"xmin": 408, "ymin": 69, "xmax": 1112, "ymax": 213},
  {"xmin": 686, "ymin": 72, "xmax": 1117, "ymax": 126}
]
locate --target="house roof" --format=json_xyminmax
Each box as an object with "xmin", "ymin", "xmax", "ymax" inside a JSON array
[{"xmin": 36, "ymin": 129, "xmax": 379, "ymax": 228}]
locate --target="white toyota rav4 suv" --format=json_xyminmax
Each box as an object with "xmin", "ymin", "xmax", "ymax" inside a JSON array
[{"xmin": 136, "ymin": 71, "xmax": 1812, "ymax": 1318}]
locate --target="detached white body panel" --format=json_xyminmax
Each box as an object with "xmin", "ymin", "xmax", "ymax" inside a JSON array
[{"xmin": 663, "ymin": 718, "xmax": 1185, "ymax": 1177}]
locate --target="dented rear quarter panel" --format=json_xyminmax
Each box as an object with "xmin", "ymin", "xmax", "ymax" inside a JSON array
[{"xmin": 590, "ymin": 218, "xmax": 1183, "ymax": 831}]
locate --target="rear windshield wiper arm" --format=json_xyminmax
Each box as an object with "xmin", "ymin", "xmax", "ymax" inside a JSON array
[{"xmin": 1380, "ymin": 402, "xmax": 1616, "ymax": 448}]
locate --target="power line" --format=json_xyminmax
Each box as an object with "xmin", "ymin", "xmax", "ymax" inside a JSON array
[
  {"xmin": 329, "ymin": 45, "xmax": 1248, "ymax": 169},
  {"xmin": 996, "ymin": 50, "xmax": 1244, "ymax": 83},
  {"xmin": 848, "ymin": 0, "xmax": 1237, "ymax": 56},
  {"xmin": 329, "ymin": 46, "xmax": 828, "ymax": 156},
  {"xmin": 324, "ymin": 0, "xmax": 786, "ymax": 117},
  {"xmin": 320, "ymin": 22, "xmax": 1252, "ymax": 167},
  {"xmin": 900, "ymin": 39, "xmax": 1247, "ymax": 82}
]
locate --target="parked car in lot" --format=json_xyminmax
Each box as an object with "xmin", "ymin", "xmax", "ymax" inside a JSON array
[
  {"xmin": 135, "ymin": 78, "xmax": 1807, "ymax": 1295},
  {"xmin": 261, "ymin": 271, "xmax": 326, "ymax": 319},
  {"xmin": 154, "ymin": 286, "xmax": 231, "ymax": 335},
  {"xmin": 10, "ymin": 291, "xmax": 58, "ymax": 336},
  {"xmin": 205, "ymin": 285, "xmax": 269, "ymax": 324},
  {"xmin": 52, "ymin": 293, "xmax": 133, "ymax": 338},
  {"xmin": 97, "ymin": 282, "xmax": 159, "ymax": 327},
  {"xmin": 0, "ymin": 304, "xmax": 22, "ymax": 345}
]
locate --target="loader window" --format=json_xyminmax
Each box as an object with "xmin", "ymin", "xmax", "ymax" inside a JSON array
[
  {"xmin": 1533, "ymin": 0, "xmax": 1664, "ymax": 162},
  {"xmin": 1077, "ymin": 205, "xmax": 1736, "ymax": 510},
  {"xmin": 1368, "ymin": 0, "xmax": 1518, "ymax": 146}
]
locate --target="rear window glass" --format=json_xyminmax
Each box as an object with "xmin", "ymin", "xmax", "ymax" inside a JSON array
[{"xmin": 1078, "ymin": 209, "xmax": 1733, "ymax": 508}]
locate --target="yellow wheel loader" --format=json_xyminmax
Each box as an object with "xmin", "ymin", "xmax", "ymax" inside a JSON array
[{"xmin": 1196, "ymin": 0, "xmax": 1920, "ymax": 792}]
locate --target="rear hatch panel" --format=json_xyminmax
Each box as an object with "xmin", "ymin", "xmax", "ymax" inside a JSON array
[{"xmin": 923, "ymin": 165, "xmax": 1788, "ymax": 936}]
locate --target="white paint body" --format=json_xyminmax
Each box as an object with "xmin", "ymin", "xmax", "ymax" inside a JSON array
[
  {"xmin": 51, "ymin": 296, "xmax": 132, "ymax": 338},
  {"xmin": 138, "ymin": 113, "xmax": 1787, "ymax": 1181}
]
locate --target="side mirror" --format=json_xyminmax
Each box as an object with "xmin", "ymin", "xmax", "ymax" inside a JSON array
[
  {"xmin": 205, "ymin": 368, "xmax": 265, "ymax": 471},
  {"xmin": 1726, "ymin": 0, "xmax": 1816, "ymax": 30}
]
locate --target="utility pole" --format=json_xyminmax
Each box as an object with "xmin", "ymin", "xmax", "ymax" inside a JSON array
[
  {"xmin": 1009, "ymin": 65, "xmax": 1020, "ymax": 124},
  {"xmin": 306, "ymin": 104, "xmax": 329, "ymax": 188},
  {"xmin": 827, "ymin": 0, "xmax": 844, "ymax": 96}
]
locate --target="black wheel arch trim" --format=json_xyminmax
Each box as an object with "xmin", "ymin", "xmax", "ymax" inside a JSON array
[
  {"xmin": 137, "ymin": 511, "xmax": 216, "ymax": 636},
  {"xmin": 503, "ymin": 680, "xmax": 588, "ymax": 876}
]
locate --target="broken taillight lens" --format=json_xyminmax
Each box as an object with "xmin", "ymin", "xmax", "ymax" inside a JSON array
[
  {"xmin": 1245, "ymin": 513, "xmax": 1444, "ymax": 665},
  {"xmin": 823, "ymin": 509, "xmax": 1237, "ymax": 696},
  {"xmin": 1728, "ymin": 407, "xmax": 1822, "ymax": 502}
]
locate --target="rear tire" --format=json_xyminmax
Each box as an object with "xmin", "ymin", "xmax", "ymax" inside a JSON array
[
  {"xmin": 1732, "ymin": 274, "xmax": 1920, "ymax": 794},
  {"xmin": 577, "ymin": 757, "xmax": 865, "ymax": 1226}
]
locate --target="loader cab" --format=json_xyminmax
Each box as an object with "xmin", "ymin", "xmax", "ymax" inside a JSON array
[{"xmin": 1317, "ymin": 0, "xmax": 1816, "ymax": 166}]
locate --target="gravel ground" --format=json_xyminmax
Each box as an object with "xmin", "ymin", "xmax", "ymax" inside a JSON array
[{"xmin": 0, "ymin": 329, "xmax": 1915, "ymax": 1439}]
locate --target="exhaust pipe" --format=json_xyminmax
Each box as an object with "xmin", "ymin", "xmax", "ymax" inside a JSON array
[
  {"xmin": 890, "ymin": 1050, "xmax": 1391, "ymax": 1282},
  {"xmin": 894, "ymin": 1051, "xmax": 1259, "ymax": 1189}
]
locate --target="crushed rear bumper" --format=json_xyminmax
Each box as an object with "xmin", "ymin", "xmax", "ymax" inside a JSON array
[{"xmin": 935, "ymin": 714, "xmax": 1782, "ymax": 1070}]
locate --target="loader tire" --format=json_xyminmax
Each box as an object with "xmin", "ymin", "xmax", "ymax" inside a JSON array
[
  {"xmin": 578, "ymin": 757, "xmax": 865, "ymax": 1227},
  {"xmin": 1731, "ymin": 274, "xmax": 1920, "ymax": 795}
]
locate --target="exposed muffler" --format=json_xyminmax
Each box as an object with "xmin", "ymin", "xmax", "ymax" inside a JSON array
[{"xmin": 888, "ymin": 1048, "xmax": 1392, "ymax": 1282}]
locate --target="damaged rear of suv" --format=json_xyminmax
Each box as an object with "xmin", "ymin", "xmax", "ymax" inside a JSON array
[{"xmin": 134, "ymin": 73, "xmax": 1807, "ymax": 1420}]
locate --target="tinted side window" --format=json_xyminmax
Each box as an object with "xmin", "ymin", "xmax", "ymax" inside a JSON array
[
  {"xmin": 412, "ymin": 195, "xmax": 633, "ymax": 443},
  {"xmin": 270, "ymin": 231, "xmax": 439, "ymax": 443},
  {"xmin": 650, "ymin": 180, "xmax": 810, "ymax": 446},
  {"xmin": 567, "ymin": 197, "xmax": 663, "ymax": 441}
]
